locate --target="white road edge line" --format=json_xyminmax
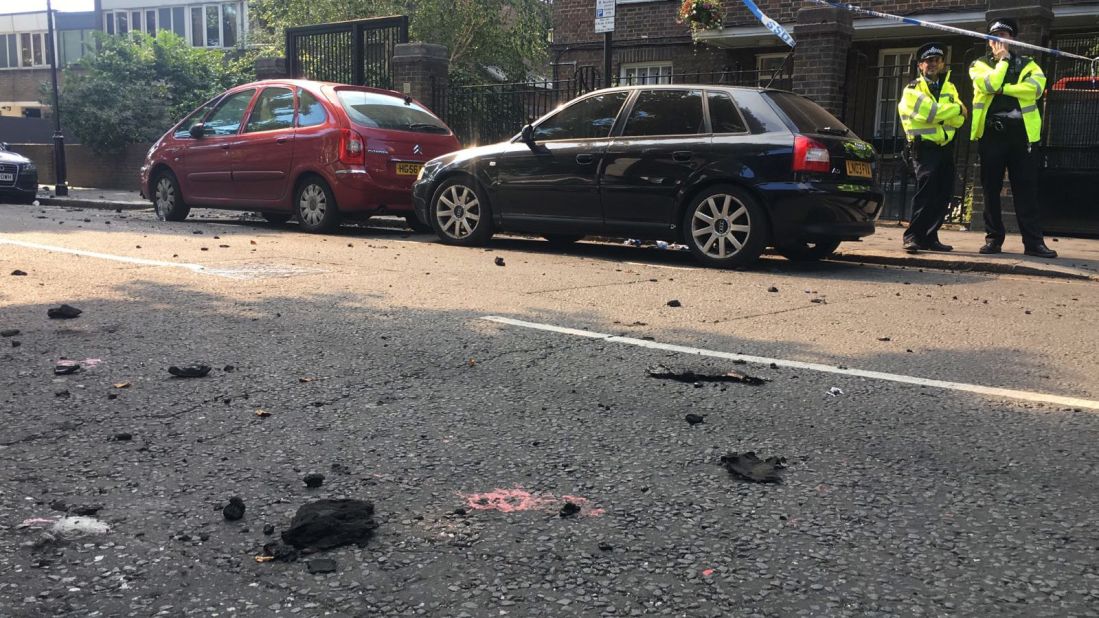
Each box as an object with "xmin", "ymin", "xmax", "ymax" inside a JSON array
[
  {"xmin": 481, "ymin": 315, "xmax": 1099, "ymax": 411},
  {"xmin": 1, "ymin": 237, "xmax": 208, "ymax": 273}
]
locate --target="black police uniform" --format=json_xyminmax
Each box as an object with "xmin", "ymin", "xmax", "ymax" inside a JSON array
[{"xmin": 906, "ymin": 72, "xmax": 955, "ymax": 249}]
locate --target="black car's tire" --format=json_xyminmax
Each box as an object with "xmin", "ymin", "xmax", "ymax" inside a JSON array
[
  {"xmin": 430, "ymin": 176, "xmax": 494, "ymax": 246},
  {"xmin": 294, "ymin": 176, "xmax": 340, "ymax": 233},
  {"xmin": 544, "ymin": 234, "xmax": 585, "ymax": 247},
  {"xmin": 775, "ymin": 239, "xmax": 842, "ymax": 262},
  {"xmin": 405, "ymin": 213, "xmax": 433, "ymax": 233},
  {"xmin": 682, "ymin": 185, "xmax": 768, "ymax": 268},
  {"xmin": 152, "ymin": 170, "xmax": 190, "ymax": 222},
  {"xmin": 262, "ymin": 211, "xmax": 292, "ymax": 225}
]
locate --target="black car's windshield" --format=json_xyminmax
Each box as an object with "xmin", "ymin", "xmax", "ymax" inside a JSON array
[
  {"xmin": 765, "ymin": 91, "xmax": 852, "ymax": 136},
  {"xmin": 336, "ymin": 90, "xmax": 450, "ymax": 133}
]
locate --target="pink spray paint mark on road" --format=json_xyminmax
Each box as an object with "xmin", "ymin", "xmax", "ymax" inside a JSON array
[
  {"xmin": 702, "ymin": 568, "xmax": 715, "ymax": 577},
  {"xmin": 462, "ymin": 487, "xmax": 605, "ymax": 517}
]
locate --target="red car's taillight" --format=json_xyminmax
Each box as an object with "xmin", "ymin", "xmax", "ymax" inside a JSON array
[
  {"xmin": 793, "ymin": 135, "xmax": 831, "ymax": 174},
  {"xmin": 338, "ymin": 129, "xmax": 365, "ymax": 165}
]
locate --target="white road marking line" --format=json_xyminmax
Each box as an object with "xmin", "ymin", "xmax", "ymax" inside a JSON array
[
  {"xmin": 0, "ymin": 237, "xmax": 323, "ymax": 279},
  {"xmin": 481, "ymin": 315, "xmax": 1099, "ymax": 411}
]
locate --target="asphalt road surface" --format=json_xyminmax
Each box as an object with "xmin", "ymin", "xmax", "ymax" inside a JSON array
[{"xmin": 2, "ymin": 204, "xmax": 1098, "ymax": 618}]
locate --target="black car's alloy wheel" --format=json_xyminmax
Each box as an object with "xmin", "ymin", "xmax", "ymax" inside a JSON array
[
  {"xmin": 295, "ymin": 176, "xmax": 340, "ymax": 233},
  {"xmin": 153, "ymin": 171, "xmax": 190, "ymax": 222},
  {"xmin": 431, "ymin": 177, "xmax": 494, "ymax": 246},
  {"xmin": 683, "ymin": 185, "xmax": 768, "ymax": 267},
  {"xmin": 775, "ymin": 239, "xmax": 842, "ymax": 262}
]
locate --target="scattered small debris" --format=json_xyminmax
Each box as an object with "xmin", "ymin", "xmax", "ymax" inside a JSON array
[
  {"xmin": 299, "ymin": 376, "xmax": 317, "ymax": 383},
  {"xmin": 810, "ymin": 298, "xmax": 826, "ymax": 304},
  {"xmin": 112, "ymin": 382, "xmax": 131, "ymax": 389},
  {"xmin": 22, "ymin": 516, "xmax": 111, "ymax": 540},
  {"xmin": 168, "ymin": 364, "xmax": 212, "ymax": 378},
  {"xmin": 223, "ymin": 365, "xmax": 235, "ymax": 372},
  {"xmin": 720, "ymin": 452, "xmax": 786, "ymax": 484},
  {"xmin": 306, "ymin": 558, "xmax": 338, "ymax": 574},
  {"xmin": 330, "ymin": 463, "xmax": 352, "ymax": 475},
  {"xmin": 598, "ymin": 541, "xmax": 614, "ymax": 551},
  {"xmin": 263, "ymin": 523, "xmax": 275, "ymax": 535},
  {"xmin": 223, "ymin": 496, "xmax": 245, "ymax": 521},
  {"xmin": 54, "ymin": 363, "xmax": 80, "ymax": 376},
  {"xmin": 648, "ymin": 364, "xmax": 767, "ymax": 385},
  {"xmin": 702, "ymin": 568, "xmax": 716, "ymax": 577},
  {"xmin": 494, "ymin": 257, "xmax": 506, "ymax": 266},
  {"xmin": 877, "ymin": 337, "xmax": 891, "ymax": 342},
  {"xmin": 69, "ymin": 505, "xmax": 102, "ymax": 516},
  {"xmin": 303, "ymin": 473, "xmax": 325, "ymax": 488},
  {"xmin": 11, "ymin": 270, "xmax": 27, "ymax": 276},
  {"xmin": 467, "ymin": 358, "xmax": 477, "ymax": 367},
  {"xmin": 685, "ymin": 414, "xmax": 705, "ymax": 426},
  {"xmin": 559, "ymin": 502, "xmax": 581, "ymax": 518},
  {"xmin": 12, "ymin": 340, "xmax": 21, "ymax": 348},
  {"xmin": 260, "ymin": 542, "xmax": 300, "ymax": 562},
  {"xmin": 666, "ymin": 299, "xmax": 682, "ymax": 307},
  {"xmin": 281, "ymin": 499, "xmax": 378, "ymax": 550},
  {"xmin": 254, "ymin": 409, "xmax": 271, "ymax": 418},
  {"xmin": 47, "ymin": 304, "xmax": 82, "ymax": 319},
  {"xmin": 827, "ymin": 387, "xmax": 844, "ymax": 397},
  {"xmin": 112, "ymin": 432, "xmax": 132, "ymax": 441},
  {"xmin": 1, "ymin": 329, "xmax": 19, "ymax": 337},
  {"xmin": 767, "ymin": 286, "xmax": 779, "ymax": 293},
  {"xmin": 462, "ymin": 487, "xmax": 605, "ymax": 517}
]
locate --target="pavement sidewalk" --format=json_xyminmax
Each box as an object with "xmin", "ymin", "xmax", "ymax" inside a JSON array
[{"xmin": 23, "ymin": 186, "xmax": 1099, "ymax": 282}]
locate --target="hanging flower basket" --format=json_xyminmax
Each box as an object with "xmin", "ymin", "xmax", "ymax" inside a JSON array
[{"xmin": 678, "ymin": 0, "xmax": 724, "ymax": 33}]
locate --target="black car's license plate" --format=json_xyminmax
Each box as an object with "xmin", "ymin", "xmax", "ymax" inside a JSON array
[
  {"xmin": 846, "ymin": 161, "xmax": 872, "ymax": 178},
  {"xmin": 0, "ymin": 173, "xmax": 13, "ymax": 182}
]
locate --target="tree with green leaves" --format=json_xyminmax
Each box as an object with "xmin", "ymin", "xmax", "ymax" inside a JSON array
[
  {"xmin": 249, "ymin": 0, "xmax": 552, "ymax": 83},
  {"xmin": 58, "ymin": 31, "xmax": 256, "ymax": 152}
]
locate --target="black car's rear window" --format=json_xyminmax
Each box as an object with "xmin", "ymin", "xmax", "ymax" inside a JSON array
[
  {"xmin": 336, "ymin": 90, "xmax": 449, "ymax": 133},
  {"xmin": 764, "ymin": 91, "xmax": 851, "ymax": 135}
]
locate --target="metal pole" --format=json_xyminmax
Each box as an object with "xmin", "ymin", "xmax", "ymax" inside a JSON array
[
  {"xmin": 46, "ymin": 0, "xmax": 68, "ymax": 196},
  {"xmin": 603, "ymin": 31, "xmax": 612, "ymax": 88}
]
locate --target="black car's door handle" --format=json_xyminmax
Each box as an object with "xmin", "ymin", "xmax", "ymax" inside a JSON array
[
  {"xmin": 575, "ymin": 154, "xmax": 595, "ymax": 165},
  {"xmin": 672, "ymin": 151, "xmax": 693, "ymax": 162}
]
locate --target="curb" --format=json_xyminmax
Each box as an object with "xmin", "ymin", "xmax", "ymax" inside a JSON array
[
  {"xmin": 829, "ymin": 252, "xmax": 1097, "ymax": 282},
  {"xmin": 38, "ymin": 197, "xmax": 150, "ymax": 211}
]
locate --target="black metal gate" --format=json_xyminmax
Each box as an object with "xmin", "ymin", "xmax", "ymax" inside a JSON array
[{"xmin": 285, "ymin": 16, "xmax": 408, "ymax": 89}]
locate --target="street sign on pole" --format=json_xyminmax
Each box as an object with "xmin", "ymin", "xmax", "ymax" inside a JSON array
[{"xmin": 595, "ymin": 0, "xmax": 615, "ymax": 33}]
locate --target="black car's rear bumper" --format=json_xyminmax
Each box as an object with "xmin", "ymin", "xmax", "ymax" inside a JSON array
[{"xmin": 762, "ymin": 182, "xmax": 882, "ymax": 242}]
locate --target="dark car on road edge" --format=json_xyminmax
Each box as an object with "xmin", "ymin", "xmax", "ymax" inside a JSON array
[
  {"xmin": 412, "ymin": 85, "xmax": 883, "ymax": 267},
  {"xmin": 0, "ymin": 143, "xmax": 38, "ymax": 205}
]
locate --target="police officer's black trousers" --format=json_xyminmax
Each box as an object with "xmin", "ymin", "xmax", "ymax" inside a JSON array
[
  {"xmin": 979, "ymin": 121, "xmax": 1045, "ymax": 248},
  {"xmin": 904, "ymin": 141, "xmax": 954, "ymax": 244}
]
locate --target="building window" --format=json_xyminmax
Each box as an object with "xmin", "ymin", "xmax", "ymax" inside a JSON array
[
  {"xmin": 756, "ymin": 53, "xmax": 788, "ymax": 87},
  {"xmin": 103, "ymin": 4, "xmax": 242, "ymax": 48},
  {"xmin": 875, "ymin": 48, "xmax": 915, "ymax": 138},
  {"xmin": 17, "ymin": 33, "xmax": 48, "ymax": 68},
  {"xmin": 59, "ymin": 29, "xmax": 96, "ymax": 66},
  {"xmin": 0, "ymin": 34, "xmax": 17, "ymax": 69},
  {"xmin": 620, "ymin": 62, "xmax": 672, "ymax": 86}
]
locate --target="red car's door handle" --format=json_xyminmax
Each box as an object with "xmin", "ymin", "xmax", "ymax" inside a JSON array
[
  {"xmin": 276, "ymin": 137, "xmax": 289, "ymax": 144},
  {"xmin": 219, "ymin": 143, "xmax": 230, "ymax": 150}
]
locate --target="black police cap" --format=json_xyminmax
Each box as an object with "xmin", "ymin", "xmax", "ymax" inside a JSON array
[
  {"xmin": 917, "ymin": 43, "xmax": 946, "ymax": 61},
  {"xmin": 988, "ymin": 19, "xmax": 1018, "ymax": 36}
]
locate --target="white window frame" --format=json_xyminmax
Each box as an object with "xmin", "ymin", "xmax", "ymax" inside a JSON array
[
  {"xmin": 102, "ymin": 3, "xmax": 242, "ymax": 49},
  {"xmin": 756, "ymin": 53, "xmax": 788, "ymax": 87},
  {"xmin": 620, "ymin": 61, "xmax": 673, "ymax": 86},
  {"xmin": 12, "ymin": 32, "xmax": 50, "ymax": 69},
  {"xmin": 874, "ymin": 47, "xmax": 916, "ymax": 139}
]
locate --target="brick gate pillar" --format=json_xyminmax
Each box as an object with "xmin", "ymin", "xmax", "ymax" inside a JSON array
[
  {"xmin": 792, "ymin": 6, "xmax": 854, "ymax": 118},
  {"xmin": 970, "ymin": 0, "xmax": 1055, "ymax": 233},
  {"xmin": 392, "ymin": 43, "xmax": 449, "ymax": 110}
]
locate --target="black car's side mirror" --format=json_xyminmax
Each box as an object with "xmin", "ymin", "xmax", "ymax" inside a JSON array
[
  {"xmin": 521, "ymin": 124, "xmax": 536, "ymax": 145},
  {"xmin": 189, "ymin": 123, "xmax": 206, "ymax": 139}
]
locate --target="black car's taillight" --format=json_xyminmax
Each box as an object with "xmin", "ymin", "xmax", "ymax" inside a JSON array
[{"xmin": 793, "ymin": 135, "xmax": 831, "ymax": 174}]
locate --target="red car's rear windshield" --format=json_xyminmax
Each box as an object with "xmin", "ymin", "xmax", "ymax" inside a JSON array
[{"xmin": 335, "ymin": 90, "xmax": 450, "ymax": 134}]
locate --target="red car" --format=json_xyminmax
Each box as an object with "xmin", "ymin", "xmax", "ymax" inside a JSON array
[{"xmin": 140, "ymin": 79, "xmax": 461, "ymax": 232}]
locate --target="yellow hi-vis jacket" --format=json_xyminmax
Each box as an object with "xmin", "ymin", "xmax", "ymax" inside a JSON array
[
  {"xmin": 897, "ymin": 71, "xmax": 966, "ymax": 146},
  {"xmin": 969, "ymin": 54, "xmax": 1046, "ymax": 143}
]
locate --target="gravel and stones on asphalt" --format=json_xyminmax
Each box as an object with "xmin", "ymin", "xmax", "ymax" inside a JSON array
[{"xmin": 1, "ymin": 206, "xmax": 1098, "ymax": 617}]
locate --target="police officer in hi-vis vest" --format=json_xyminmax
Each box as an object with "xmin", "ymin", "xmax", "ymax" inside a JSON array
[
  {"xmin": 970, "ymin": 19, "xmax": 1057, "ymax": 258},
  {"xmin": 898, "ymin": 43, "xmax": 967, "ymax": 253}
]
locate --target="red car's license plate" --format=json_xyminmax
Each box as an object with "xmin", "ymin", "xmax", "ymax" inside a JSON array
[{"xmin": 396, "ymin": 162, "xmax": 423, "ymax": 176}]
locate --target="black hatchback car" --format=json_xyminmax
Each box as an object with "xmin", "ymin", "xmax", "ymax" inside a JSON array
[{"xmin": 413, "ymin": 85, "xmax": 883, "ymax": 267}]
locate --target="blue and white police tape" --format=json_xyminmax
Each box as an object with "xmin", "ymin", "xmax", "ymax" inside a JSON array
[
  {"xmin": 742, "ymin": 0, "xmax": 796, "ymax": 48},
  {"xmin": 806, "ymin": 0, "xmax": 1099, "ymax": 64}
]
